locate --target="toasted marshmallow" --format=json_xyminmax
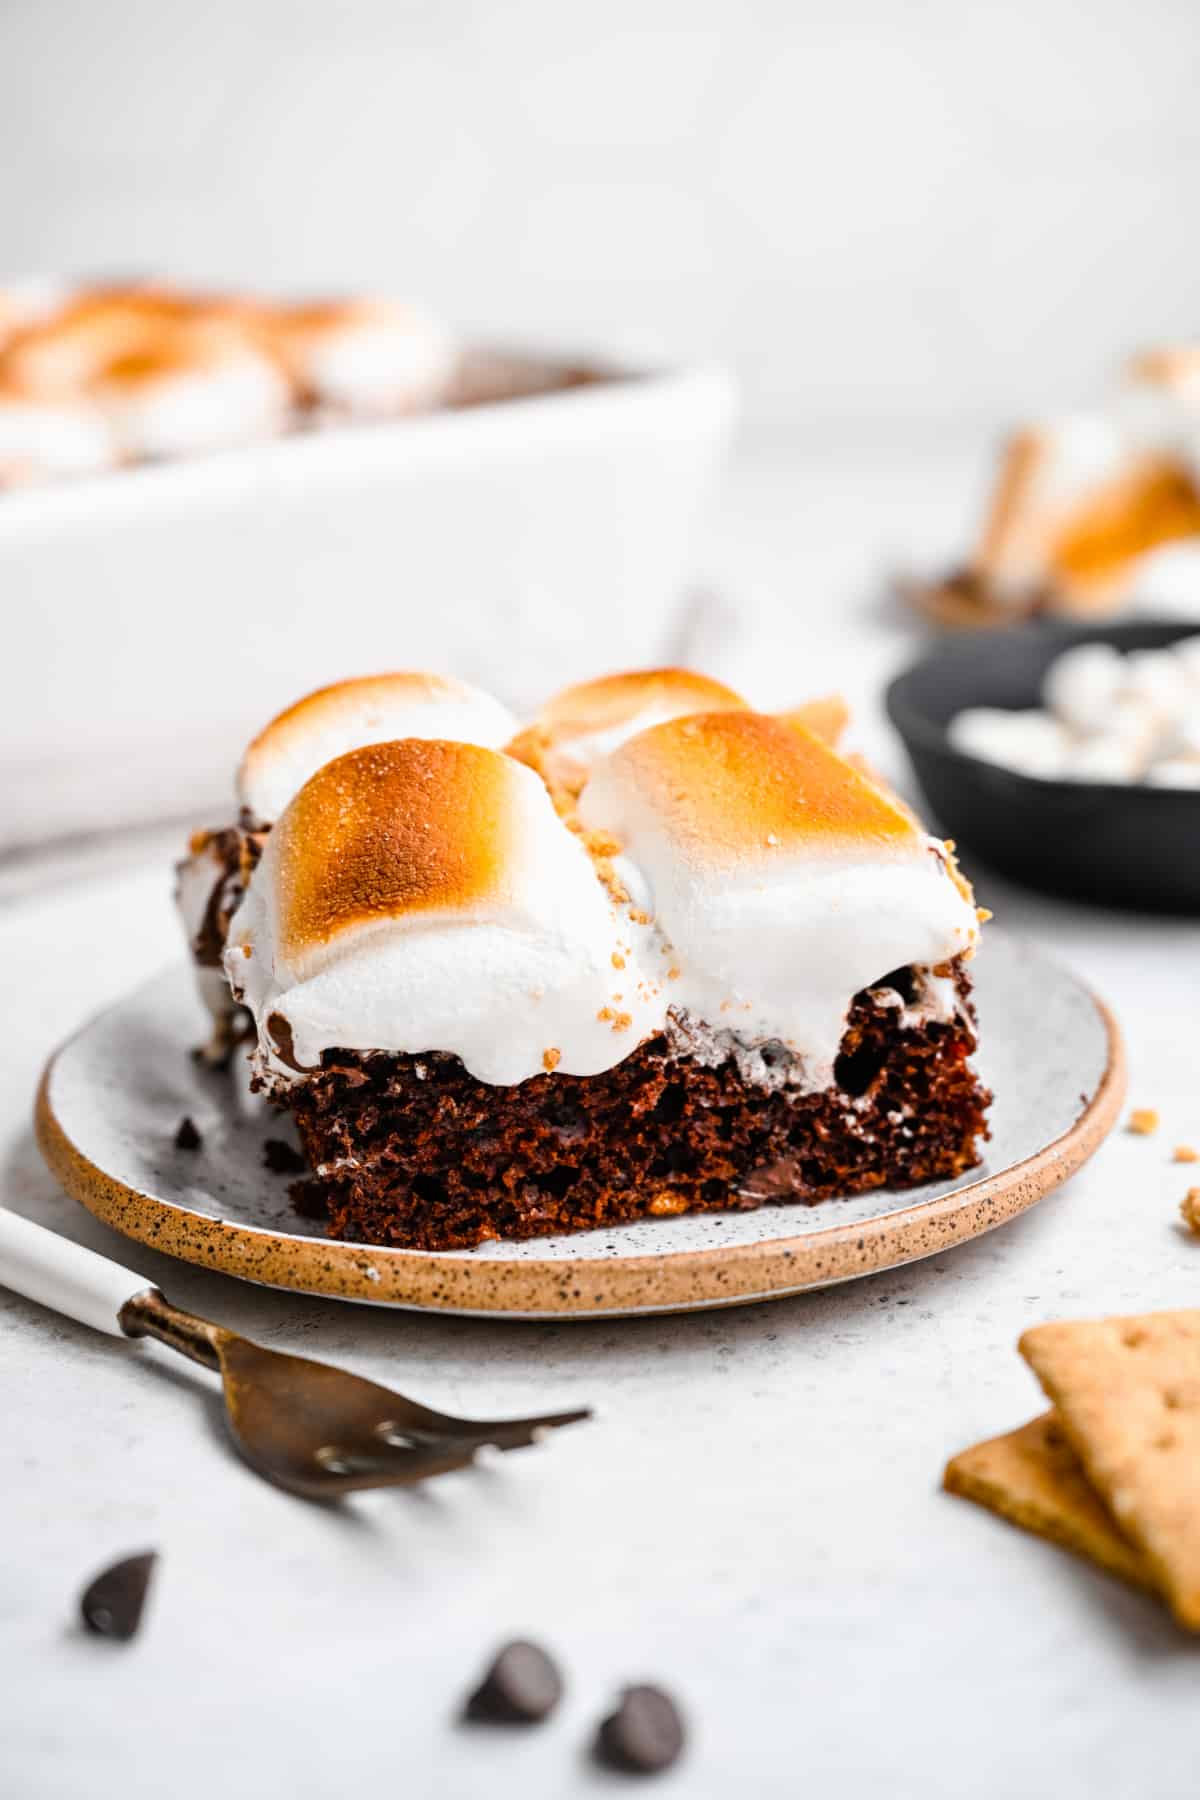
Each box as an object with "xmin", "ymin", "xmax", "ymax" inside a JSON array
[
  {"xmin": 229, "ymin": 739, "xmax": 658, "ymax": 1085},
  {"xmin": 972, "ymin": 419, "xmax": 1133, "ymax": 601},
  {"xmin": 90, "ymin": 325, "xmax": 291, "ymax": 461},
  {"xmin": 776, "ymin": 693, "xmax": 849, "ymax": 748},
  {"xmin": 1129, "ymin": 541, "xmax": 1200, "ymax": 616},
  {"xmin": 510, "ymin": 667, "xmax": 747, "ymax": 795},
  {"xmin": 238, "ymin": 672, "xmax": 519, "ymax": 823},
  {"xmin": 0, "ymin": 288, "xmax": 198, "ymax": 398},
  {"xmin": 262, "ymin": 298, "xmax": 458, "ymax": 415},
  {"xmin": 0, "ymin": 384, "xmax": 114, "ymax": 481},
  {"xmin": 578, "ymin": 713, "xmax": 979, "ymax": 1084},
  {"xmin": 971, "ymin": 349, "xmax": 1200, "ymax": 612}
]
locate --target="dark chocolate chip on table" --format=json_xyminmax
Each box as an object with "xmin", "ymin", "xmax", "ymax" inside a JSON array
[
  {"xmin": 80, "ymin": 1551, "xmax": 158, "ymax": 1642},
  {"xmin": 262, "ymin": 1137, "xmax": 306, "ymax": 1175},
  {"xmin": 174, "ymin": 1115, "xmax": 202, "ymax": 1151},
  {"xmin": 464, "ymin": 1639, "xmax": 564, "ymax": 1723},
  {"xmin": 595, "ymin": 1684, "xmax": 686, "ymax": 1774}
]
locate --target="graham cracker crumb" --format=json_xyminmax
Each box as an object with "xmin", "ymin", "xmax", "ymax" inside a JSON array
[
  {"xmin": 628, "ymin": 908, "xmax": 651, "ymax": 926},
  {"xmin": 542, "ymin": 1047, "xmax": 561, "ymax": 1072},
  {"xmin": 611, "ymin": 1011, "xmax": 632, "ymax": 1033},
  {"xmin": 1182, "ymin": 1190, "xmax": 1200, "ymax": 1233},
  {"xmin": 596, "ymin": 1006, "xmax": 613, "ymax": 1023},
  {"xmin": 648, "ymin": 1191, "xmax": 690, "ymax": 1217},
  {"xmin": 611, "ymin": 951, "xmax": 626, "ymax": 970},
  {"xmin": 1174, "ymin": 1145, "xmax": 1199, "ymax": 1164},
  {"xmin": 1128, "ymin": 1108, "xmax": 1160, "ymax": 1136},
  {"xmin": 667, "ymin": 966, "xmax": 681, "ymax": 980}
]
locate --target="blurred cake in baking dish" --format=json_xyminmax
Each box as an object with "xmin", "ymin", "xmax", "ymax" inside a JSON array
[
  {"xmin": 177, "ymin": 668, "xmax": 990, "ymax": 1249},
  {"xmin": 0, "ymin": 278, "xmax": 587, "ymax": 490},
  {"xmin": 924, "ymin": 347, "xmax": 1200, "ymax": 626}
]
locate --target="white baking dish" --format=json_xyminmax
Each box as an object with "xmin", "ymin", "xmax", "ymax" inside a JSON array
[{"xmin": 3, "ymin": 355, "xmax": 736, "ymax": 849}]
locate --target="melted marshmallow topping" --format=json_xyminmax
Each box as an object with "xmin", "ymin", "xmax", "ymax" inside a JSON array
[
  {"xmin": 578, "ymin": 712, "xmax": 979, "ymax": 1083},
  {"xmin": 238, "ymin": 672, "xmax": 518, "ymax": 823},
  {"xmin": 229, "ymin": 698, "xmax": 980, "ymax": 1091},
  {"xmin": 229, "ymin": 739, "xmax": 661, "ymax": 1086}
]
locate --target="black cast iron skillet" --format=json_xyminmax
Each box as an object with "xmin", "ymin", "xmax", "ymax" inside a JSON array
[{"xmin": 886, "ymin": 619, "xmax": 1200, "ymax": 913}]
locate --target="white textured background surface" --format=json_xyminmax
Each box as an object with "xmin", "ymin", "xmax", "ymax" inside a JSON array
[{"xmin": 2, "ymin": 0, "xmax": 1198, "ymax": 439}]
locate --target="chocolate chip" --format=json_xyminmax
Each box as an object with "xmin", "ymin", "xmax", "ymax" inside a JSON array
[
  {"xmin": 464, "ymin": 1640, "xmax": 563, "ymax": 1723},
  {"xmin": 263, "ymin": 1138, "xmax": 306, "ymax": 1175},
  {"xmin": 595, "ymin": 1684, "xmax": 685, "ymax": 1774},
  {"xmin": 80, "ymin": 1552, "xmax": 158, "ymax": 1642},
  {"xmin": 174, "ymin": 1116, "xmax": 202, "ymax": 1151}
]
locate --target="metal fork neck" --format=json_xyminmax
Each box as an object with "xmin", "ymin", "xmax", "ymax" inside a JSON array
[{"xmin": 119, "ymin": 1288, "xmax": 227, "ymax": 1373}]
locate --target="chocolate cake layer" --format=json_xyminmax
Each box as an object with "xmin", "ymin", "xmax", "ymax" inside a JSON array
[{"xmin": 268, "ymin": 964, "xmax": 990, "ymax": 1250}]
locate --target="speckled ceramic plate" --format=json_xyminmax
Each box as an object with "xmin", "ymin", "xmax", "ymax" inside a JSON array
[{"xmin": 35, "ymin": 932, "xmax": 1125, "ymax": 1319}]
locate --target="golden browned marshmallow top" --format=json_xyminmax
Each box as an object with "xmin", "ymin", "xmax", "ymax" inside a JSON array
[
  {"xmin": 238, "ymin": 672, "xmax": 518, "ymax": 823},
  {"xmin": 271, "ymin": 738, "xmax": 518, "ymax": 965},
  {"xmin": 602, "ymin": 710, "xmax": 918, "ymax": 869},
  {"xmin": 509, "ymin": 666, "xmax": 747, "ymax": 797}
]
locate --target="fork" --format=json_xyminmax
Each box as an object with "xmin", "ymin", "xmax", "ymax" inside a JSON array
[{"xmin": 0, "ymin": 1210, "xmax": 590, "ymax": 1498}]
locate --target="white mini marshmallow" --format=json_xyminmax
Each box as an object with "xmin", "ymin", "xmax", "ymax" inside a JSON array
[
  {"xmin": 1043, "ymin": 642, "xmax": 1125, "ymax": 733},
  {"xmin": 948, "ymin": 708, "xmax": 1071, "ymax": 778},
  {"xmin": 1146, "ymin": 758, "xmax": 1200, "ymax": 788}
]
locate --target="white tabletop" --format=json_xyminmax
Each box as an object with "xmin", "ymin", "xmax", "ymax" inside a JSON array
[{"xmin": 3, "ymin": 447, "xmax": 1198, "ymax": 1800}]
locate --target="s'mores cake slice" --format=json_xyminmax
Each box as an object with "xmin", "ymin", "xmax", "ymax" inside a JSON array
[
  {"xmin": 185, "ymin": 668, "xmax": 990, "ymax": 1249},
  {"xmin": 932, "ymin": 346, "xmax": 1200, "ymax": 624}
]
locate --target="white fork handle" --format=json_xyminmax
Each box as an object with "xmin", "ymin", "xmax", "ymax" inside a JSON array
[{"xmin": 0, "ymin": 1209, "xmax": 154, "ymax": 1336}]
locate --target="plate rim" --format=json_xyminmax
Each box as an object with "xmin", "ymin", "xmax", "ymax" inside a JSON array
[{"xmin": 33, "ymin": 958, "xmax": 1127, "ymax": 1320}]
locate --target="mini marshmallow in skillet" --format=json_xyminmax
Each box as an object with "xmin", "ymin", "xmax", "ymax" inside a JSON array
[
  {"xmin": 1123, "ymin": 648, "xmax": 1190, "ymax": 715},
  {"xmin": 948, "ymin": 707, "xmax": 1070, "ymax": 778},
  {"xmin": 1061, "ymin": 735, "xmax": 1144, "ymax": 783},
  {"xmin": 1147, "ymin": 758, "xmax": 1200, "ymax": 788},
  {"xmin": 1043, "ymin": 642, "xmax": 1125, "ymax": 734},
  {"xmin": 950, "ymin": 639, "xmax": 1200, "ymax": 786}
]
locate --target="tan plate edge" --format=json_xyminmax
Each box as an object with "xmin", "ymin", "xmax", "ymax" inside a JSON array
[{"xmin": 33, "ymin": 994, "xmax": 1126, "ymax": 1319}]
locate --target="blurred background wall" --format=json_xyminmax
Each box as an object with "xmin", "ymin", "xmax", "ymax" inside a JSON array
[{"xmin": 2, "ymin": 0, "xmax": 1197, "ymax": 446}]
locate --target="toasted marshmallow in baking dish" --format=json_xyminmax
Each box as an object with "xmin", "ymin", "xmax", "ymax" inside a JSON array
[
  {"xmin": 0, "ymin": 384, "xmax": 114, "ymax": 483},
  {"xmin": 238, "ymin": 672, "xmax": 519, "ymax": 823},
  {"xmin": 579, "ymin": 711, "xmax": 980, "ymax": 1083},
  {"xmin": 0, "ymin": 287, "xmax": 198, "ymax": 398},
  {"xmin": 90, "ymin": 327, "xmax": 292, "ymax": 461},
  {"xmin": 262, "ymin": 298, "xmax": 459, "ymax": 415},
  {"xmin": 229, "ymin": 739, "xmax": 659, "ymax": 1086}
]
